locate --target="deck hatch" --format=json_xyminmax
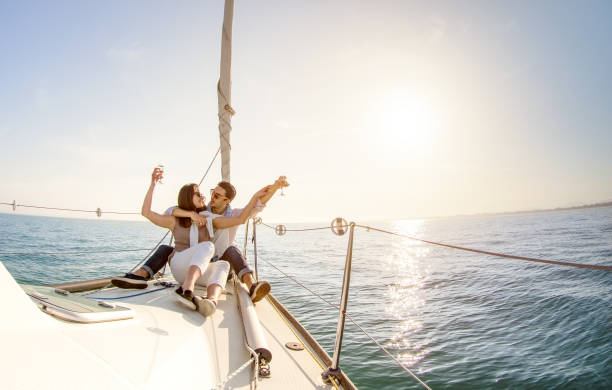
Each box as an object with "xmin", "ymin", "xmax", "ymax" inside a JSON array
[{"xmin": 21, "ymin": 285, "xmax": 134, "ymax": 324}]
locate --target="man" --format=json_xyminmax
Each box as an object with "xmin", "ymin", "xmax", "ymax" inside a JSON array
[{"xmin": 112, "ymin": 176, "xmax": 288, "ymax": 303}]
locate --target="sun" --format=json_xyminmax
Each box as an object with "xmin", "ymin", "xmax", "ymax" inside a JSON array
[{"xmin": 368, "ymin": 92, "xmax": 439, "ymax": 154}]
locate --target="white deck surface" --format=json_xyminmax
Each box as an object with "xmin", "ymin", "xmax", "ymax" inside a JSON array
[{"xmin": 0, "ymin": 262, "xmax": 346, "ymax": 389}]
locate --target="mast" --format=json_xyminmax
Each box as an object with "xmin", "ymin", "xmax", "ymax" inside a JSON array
[{"xmin": 218, "ymin": 0, "xmax": 235, "ymax": 182}]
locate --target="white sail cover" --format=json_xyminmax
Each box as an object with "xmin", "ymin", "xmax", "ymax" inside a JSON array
[{"xmin": 218, "ymin": 0, "xmax": 234, "ymax": 182}]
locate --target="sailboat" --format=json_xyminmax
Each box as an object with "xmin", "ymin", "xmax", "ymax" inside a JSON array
[{"xmin": 0, "ymin": 1, "xmax": 357, "ymax": 389}]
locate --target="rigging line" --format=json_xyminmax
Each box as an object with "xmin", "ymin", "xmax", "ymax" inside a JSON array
[
  {"xmin": 128, "ymin": 230, "xmax": 171, "ymax": 274},
  {"xmin": 0, "ymin": 248, "xmax": 152, "ymax": 255},
  {"xmin": 259, "ymin": 257, "xmax": 338, "ymax": 309},
  {"xmin": 198, "ymin": 146, "xmax": 221, "ymax": 186},
  {"xmin": 343, "ymin": 314, "xmax": 432, "ymax": 390},
  {"xmin": 0, "ymin": 202, "xmax": 139, "ymax": 215},
  {"xmin": 260, "ymin": 223, "xmax": 330, "ymax": 232},
  {"xmin": 356, "ymin": 225, "xmax": 612, "ymax": 271},
  {"xmin": 265, "ymin": 295, "xmax": 340, "ymax": 390},
  {"xmin": 259, "ymin": 256, "xmax": 430, "ymax": 390}
]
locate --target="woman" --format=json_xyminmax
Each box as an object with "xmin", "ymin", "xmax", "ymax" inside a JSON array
[{"xmin": 141, "ymin": 167, "xmax": 268, "ymax": 316}]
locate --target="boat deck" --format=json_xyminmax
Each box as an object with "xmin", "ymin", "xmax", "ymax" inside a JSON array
[{"xmin": 1, "ymin": 261, "xmax": 351, "ymax": 390}]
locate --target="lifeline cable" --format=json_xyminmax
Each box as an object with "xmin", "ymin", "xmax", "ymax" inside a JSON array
[
  {"xmin": 0, "ymin": 248, "xmax": 152, "ymax": 256},
  {"xmin": 261, "ymin": 222, "xmax": 329, "ymax": 232},
  {"xmin": 259, "ymin": 256, "xmax": 431, "ymax": 390},
  {"xmin": 356, "ymin": 225, "xmax": 612, "ymax": 271},
  {"xmin": 0, "ymin": 202, "xmax": 138, "ymax": 215},
  {"xmin": 2, "ymin": 146, "xmax": 221, "ymax": 217},
  {"xmin": 258, "ymin": 221, "xmax": 612, "ymax": 271},
  {"xmin": 3, "ymin": 149, "xmax": 220, "ymax": 294}
]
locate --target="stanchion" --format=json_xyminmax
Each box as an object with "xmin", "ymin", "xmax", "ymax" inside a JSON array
[{"xmin": 322, "ymin": 221, "xmax": 355, "ymax": 383}]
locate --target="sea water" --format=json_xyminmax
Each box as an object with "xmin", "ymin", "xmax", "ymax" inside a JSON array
[{"xmin": 1, "ymin": 207, "xmax": 610, "ymax": 389}]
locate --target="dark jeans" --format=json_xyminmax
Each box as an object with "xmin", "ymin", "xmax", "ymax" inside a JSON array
[
  {"xmin": 141, "ymin": 244, "xmax": 252, "ymax": 280},
  {"xmin": 141, "ymin": 245, "xmax": 174, "ymax": 278},
  {"xmin": 219, "ymin": 245, "xmax": 252, "ymax": 280}
]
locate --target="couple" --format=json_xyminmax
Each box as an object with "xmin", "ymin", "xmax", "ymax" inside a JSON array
[{"xmin": 112, "ymin": 167, "xmax": 288, "ymax": 316}]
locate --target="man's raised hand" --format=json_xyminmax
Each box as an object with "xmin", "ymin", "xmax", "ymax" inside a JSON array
[{"xmin": 273, "ymin": 176, "xmax": 289, "ymax": 189}]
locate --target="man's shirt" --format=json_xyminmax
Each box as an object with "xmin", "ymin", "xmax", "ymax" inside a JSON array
[{"xmin": 165, "ymin": 199, "xmax": 265, "ymax": 254}]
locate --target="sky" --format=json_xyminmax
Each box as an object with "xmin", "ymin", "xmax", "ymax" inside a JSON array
[{"xmin": 1, "ymin": 0, "xmax": 611, "ymax": 223}]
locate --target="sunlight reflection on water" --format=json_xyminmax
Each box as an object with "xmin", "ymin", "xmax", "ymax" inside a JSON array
[{"xmin": 384, "ymin": 219, "xmax": 433, "ymax": 367}]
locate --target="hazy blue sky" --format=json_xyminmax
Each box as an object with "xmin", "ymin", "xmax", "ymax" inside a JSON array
[{"xmin": 1, "ymin": 1, "xmax": 611, "ymax": 222}]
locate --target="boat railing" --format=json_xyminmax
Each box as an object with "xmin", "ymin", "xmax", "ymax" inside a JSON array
[
  {"xmin": 249, "ymin": 216, "xmax": 612, "ymax": 389},
  {"xmin": 252, "ymin": 218, "xmax": 434, "ymax": 389}
]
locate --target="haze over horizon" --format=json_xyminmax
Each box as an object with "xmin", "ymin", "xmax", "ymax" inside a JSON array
[{"xmin": 1, "ymin": 1, "xmax": 611, "ymax": 223}]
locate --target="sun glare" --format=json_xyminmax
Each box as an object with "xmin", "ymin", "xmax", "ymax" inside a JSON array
[{"xmin": 368, "ymin": 92, "xmax": 439, "ymax": 154}]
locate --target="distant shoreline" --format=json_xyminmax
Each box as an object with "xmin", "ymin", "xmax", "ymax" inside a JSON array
[{"xmin": 462, "ymin": 201, "xmax": 612, "ymax": 218}]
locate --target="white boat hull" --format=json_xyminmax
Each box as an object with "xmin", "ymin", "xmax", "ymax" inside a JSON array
[{"xmin": 0, "ymin": 262, "xmax": 354, "ymax": 389}]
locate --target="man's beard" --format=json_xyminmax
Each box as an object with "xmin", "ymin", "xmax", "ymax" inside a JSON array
[{"xmin": 210, "ymin": 202, "xmax": 227, "ymax": 214}]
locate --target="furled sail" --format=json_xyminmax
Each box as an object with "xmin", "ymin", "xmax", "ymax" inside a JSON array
[{"xmin": 218, "ymin": 0, "xmax": 234, "ymax": 182}]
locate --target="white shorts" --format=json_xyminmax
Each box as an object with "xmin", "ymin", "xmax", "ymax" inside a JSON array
[{"xmin": 169, "ymin": 241, "xmax": 230, "ymax": 289}]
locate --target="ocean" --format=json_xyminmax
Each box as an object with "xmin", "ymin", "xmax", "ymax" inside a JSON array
[{"xmin": 1, "ymin": 207, "xmax": 611, "ymax": 389}]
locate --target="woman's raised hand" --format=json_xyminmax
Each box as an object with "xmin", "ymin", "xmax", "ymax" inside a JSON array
[
  {"xmin": 190, "ymin": 211, "xmax": 208, "ymax": 227},
  {"xmin": 151, "ymin": 167, "xmax": 164, "ymax": 184}
]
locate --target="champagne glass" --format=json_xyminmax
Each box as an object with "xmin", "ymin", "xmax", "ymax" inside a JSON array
[
  {"xmin": 156, "ymin": 164, "xmax": 165, "ymax": 184},
  {"xmin": 280, "ymin": 176, "xmax": 286, "ymax": 196}
]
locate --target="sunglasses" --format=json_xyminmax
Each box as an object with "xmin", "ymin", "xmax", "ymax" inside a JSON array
[{"xmin": 210, "ymin": 189, "xmax": 228, "ymax": 201}]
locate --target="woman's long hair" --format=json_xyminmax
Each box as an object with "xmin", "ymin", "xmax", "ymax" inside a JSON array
[{"xmin": 177, "ymin": 184, "xmax": 205, "ymax": 228}]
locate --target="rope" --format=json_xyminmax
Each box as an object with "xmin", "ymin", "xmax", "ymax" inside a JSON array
[
  {"xmin": 210, "ymin": 355, "xmax": 256, "ymax": 390},
  {"xmin": 258, "ymin": 221, "xmax": 612, "ymax": 271},
  {"xmin": 355, "ymin": 225, "xmax": 612, "ymax": 271},
  {"xmin": 0, "ymin": 202, "xmax": 138, "ymax": 215},
  {"xmin": 198, "ymin": 146, "xmax": 221, "ymax": 186},
  {"xmin": 0, "ymin": 248, "xmax": 153, "ymax": 255},
  {"xmin": 244, "ymin": 341, "xmax": 259, "ymax": 389},
  {"xmin": 259, "ymin": 256, "xmax": 430, "ymax": 389},
  {"xmin": 86, "ymin": 285, "xmax": 172, "ymax": 300}
]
